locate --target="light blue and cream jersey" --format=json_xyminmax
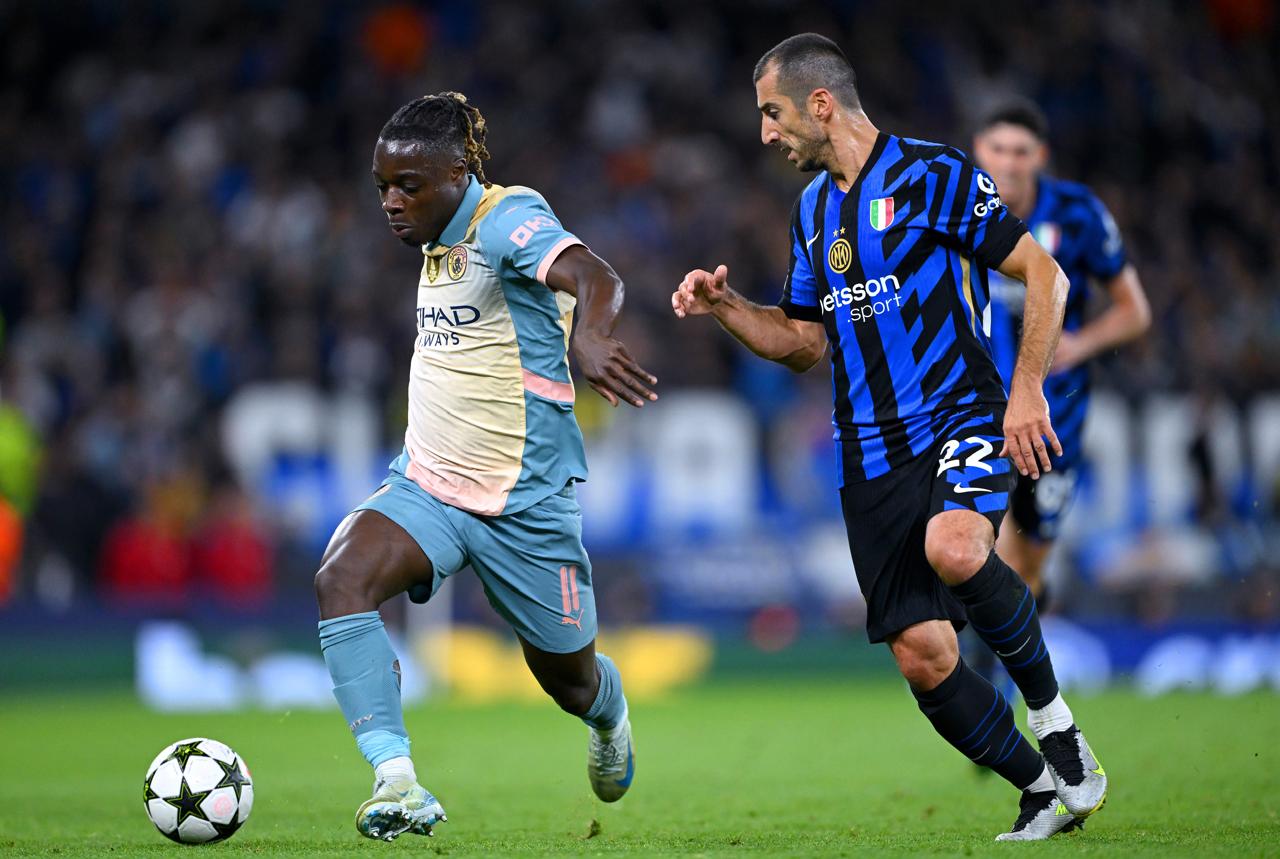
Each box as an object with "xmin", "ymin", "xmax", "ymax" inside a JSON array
[{"xmin": 392, "ymin": 174, "xmax": 587, "ymax": 516}]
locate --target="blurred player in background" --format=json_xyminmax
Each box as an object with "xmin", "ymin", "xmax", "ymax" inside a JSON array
[
  {"xmin": 674, "ymin": 34, "xmax": 1107, "ymax": 840},
  {"xmin": 974, "ymin": 100, "xmax": 1150, "ymax": 611},
  {"xmin": 314, "ymin": 92, "xmax": 655, "ymax": 842}
]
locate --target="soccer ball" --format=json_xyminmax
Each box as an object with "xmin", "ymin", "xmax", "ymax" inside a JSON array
[{"xmin": 143, "ymin": 738, "xmax": 253, "ymax": 844}]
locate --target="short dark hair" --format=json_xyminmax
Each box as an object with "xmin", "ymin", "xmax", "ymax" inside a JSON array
[
  {"xmin": 379, "ymin": 91, "xmax": 492, "ymax": 186},
  {"xmin": 753, "ymin": 33, "xmax": 860, "ymax": 110},
  {"xmin": 977, "ymin": 98, "xmax": 1049, "ymax": 141}
]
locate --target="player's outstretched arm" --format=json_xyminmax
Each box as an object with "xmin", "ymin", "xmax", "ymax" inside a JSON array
[
  {"xmin": 546, "ymin": 245, "xmax": 657, "ymax": 408},
  {"xmin": 671, "ymin": 265, "xmax": 826, "ymax": 373},
  {"xmin": 1052, "ymin": 264, "xmax": 1151, "ymax": 372},
  {"xmin": 996, "ymin": 232, "xmax": 1069, "ymax": 479}
]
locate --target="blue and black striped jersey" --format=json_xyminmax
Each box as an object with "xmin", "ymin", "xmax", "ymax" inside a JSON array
[
  {"xmin": 986, "ymin": 175, "xmax": 1126, "ymax": 469},
  {"xmin": 779, "ymin": 132, "xmax": 1027, "ymax": 485}
]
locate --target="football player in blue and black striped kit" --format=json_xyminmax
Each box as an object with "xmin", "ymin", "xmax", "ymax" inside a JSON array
[
  {"xmin": 673, "ymin": 34, "xmax": 1108, "ymax": 841},
  {"xmin": 974, "ymin": 99, "xmax": 1150, "ymax": 613}
]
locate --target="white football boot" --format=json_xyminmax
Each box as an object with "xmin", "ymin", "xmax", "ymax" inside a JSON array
[
  {"xmin": 355, "ymin": 777, "xmax": 446, "ymax": 841},
  {"xmin": 587, "ymin": 706, "xmax": 635, "ymax": 802},
  {"xmin": 995, "ymin": 790, "xmax": 1081, "ymax": 841},
  {"xmin": 1039, "ymin": 724, "xmax": 1108, "ymax": 817}
]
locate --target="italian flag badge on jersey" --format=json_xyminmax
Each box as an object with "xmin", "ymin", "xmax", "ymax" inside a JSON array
[
  {"xmin": 1033, "ymin": 222, "xmax": 1061, "ymax": 254},
  {"xmin": 869, "ymin": 197, "xmax": 894, "ymax": 231}
]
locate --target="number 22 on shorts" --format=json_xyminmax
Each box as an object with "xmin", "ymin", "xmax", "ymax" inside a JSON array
[{"xmin": 936, "ymin": 436, "xmax": 994, "ymax": 476}]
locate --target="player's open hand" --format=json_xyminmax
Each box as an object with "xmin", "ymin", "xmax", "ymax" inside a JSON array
[
  {"xmin": 672, "ymin": 265, "xmax": 730, "ymax": 318},
  {"xmin": 1000, "ymin": 383, "xmax": 1062, "ymax": 479},
  {"xmin": 573, "ymin": 330, "xmax": 658, "ymax": 408}
]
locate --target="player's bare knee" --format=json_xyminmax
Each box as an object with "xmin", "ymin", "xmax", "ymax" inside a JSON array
[
  {"xmin": 889, "ymin": 626, "xmax": 958, "ymax": 691},
  {"xmin": 894, "ymin": 646, "xmax": 954, "ymax": 691},
  {"xmin": 547, "ymin": 679, "xmax": 597, "ymax": 716},
  {"xmin": 313, "ymin": 562, "xmax": 346, "ymax": 607},
  {"xmin": 924, "ymin": 533, "xmax": 988, "ymax": 585},
  {"xmin": 891, "ymin": 646, "xmax": 928, "ymax": 688},
  {"xmin": 314, "ymin": 559, "xmax": 375, "ymax": 616}
]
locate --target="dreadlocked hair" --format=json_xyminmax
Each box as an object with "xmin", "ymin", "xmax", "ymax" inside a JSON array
[{"xmin": 379, "ymin": 91, "xmax": 492, "ymax": 187}]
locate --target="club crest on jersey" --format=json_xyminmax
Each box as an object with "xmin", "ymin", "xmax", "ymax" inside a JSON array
[
  {"xmin": 869, "ymin": 197, "xmax": 894, "ymax": 231},
  {"xmin": 828, "ymin": 238, "xmax": 853, "ymax": 273},
  {"xmin": 446, "ymin": 245, "xmax": 468, "ymax": 280}
]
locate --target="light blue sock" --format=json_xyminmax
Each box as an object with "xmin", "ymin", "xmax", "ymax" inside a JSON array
[
  {"xmin": 582, "ymin": 653, "xmax": 627, "ymax": 731},
  {"xmin": 318, "ymin": 611, "xmax": 410, "ymax": 768}
]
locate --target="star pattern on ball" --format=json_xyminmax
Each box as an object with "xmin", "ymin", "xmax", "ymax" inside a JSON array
[
  {"xmin": 169, "ymin": 741, "xmax": 209, "ymax": 768},
  {"xmin": 143, "ymin": 778, "xmax": 159, "ymax": 804},
  {"xmin": 215, "ymin": 756, "xmax": 251, "ymax": 802},
  {"xmin": 163, "ymin": 778, "xmax": 212, "ymax": 826}
]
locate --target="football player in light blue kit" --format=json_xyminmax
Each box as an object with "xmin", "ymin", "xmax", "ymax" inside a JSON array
[
  {"xmin": 314, "ymin": 93, "xmax": 658, "ymax": 842},
  {"xmin": 975, "ymin": 100, "xmax": 1151, "ymax": 606}
]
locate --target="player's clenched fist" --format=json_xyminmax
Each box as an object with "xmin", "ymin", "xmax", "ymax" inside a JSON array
[{"xmin": 672, "ymin": 264, "xmax": 730, "ymax": 318}]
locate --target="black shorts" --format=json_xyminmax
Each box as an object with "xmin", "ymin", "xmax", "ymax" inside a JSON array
[{"xmin": 839, "ymin": 414, "xmax": 1016, "ymax": 643}]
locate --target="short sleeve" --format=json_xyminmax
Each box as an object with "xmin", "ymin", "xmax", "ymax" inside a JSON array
[
  {"xmin": 1081, "ymin": 193, "xmax": 1127, "ymax": 280},
  {"xmin": 778, "ymin": 196, "xmax": 821, "ymax": 322},
  {"xmin": 478, "ymin": 193, "xmax": 584, "ymax": 284},
  {"xmin": 926, "ymin": 151, "xmax": 1027, "ymax": 270}
]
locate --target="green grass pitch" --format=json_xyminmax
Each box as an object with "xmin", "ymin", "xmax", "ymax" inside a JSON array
[{"xmin": 2, "ymin": 680, "xmax": 1277, "ymax": 857}]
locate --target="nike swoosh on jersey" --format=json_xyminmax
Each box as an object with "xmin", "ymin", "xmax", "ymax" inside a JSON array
[
  {"xmin": 953, "ymin": 485, "xmax": 991, "ymax": 494},
  {"xmin": 806, "ymin": 233, "xmax": 820, "ymax": 249}
]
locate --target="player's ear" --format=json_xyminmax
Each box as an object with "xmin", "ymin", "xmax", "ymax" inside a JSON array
[
  {"xmin": 450, "ymin": 156, "xmax": 468, "ymax": 183},
  {"xmin": 809, "ymin": 88, "xmax": 835, "ymax": 122}
]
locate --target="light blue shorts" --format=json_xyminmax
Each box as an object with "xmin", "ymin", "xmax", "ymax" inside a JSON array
[{"xmin": 354, "ymin": 472, "xmax": 595, "ymax": 654}]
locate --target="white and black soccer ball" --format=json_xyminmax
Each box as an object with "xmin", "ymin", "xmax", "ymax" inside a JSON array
[{"xmin": 144, "ymin": 737, "xmax": 253, "ymax": 844}]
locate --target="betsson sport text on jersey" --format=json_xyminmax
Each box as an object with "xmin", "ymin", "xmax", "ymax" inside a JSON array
[{"xmin": 820, "ymin": 273, "xmax": 902, "ymax": 321}]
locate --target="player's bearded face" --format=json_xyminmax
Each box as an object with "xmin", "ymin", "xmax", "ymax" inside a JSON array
[
  {"xmin": 761, "ymin": 110, "xmax": 827, "ymax": 172},
  {"xmin": 756, "ymin": 70, "xmax": 829, "ymax": 173},
  {"xmin": 787, "ymin": 119, "xmax": 828, "ymax": 172}
]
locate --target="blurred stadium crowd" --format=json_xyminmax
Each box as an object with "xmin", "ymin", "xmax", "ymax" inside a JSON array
[{"xmin": 0, "ymin": 0, "xmax": 1277, "ymax": 614}]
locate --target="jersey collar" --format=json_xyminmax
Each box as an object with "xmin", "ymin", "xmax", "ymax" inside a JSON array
[{"xmin": 425, "ymin": 174, "xmax": 483, "ymax": 252}]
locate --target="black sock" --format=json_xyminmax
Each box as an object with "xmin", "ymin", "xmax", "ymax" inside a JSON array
[
  {"xmin": 961, "ymin": 624, "xmax": 998, "ymax": 683},
  {"xmin": 912, "ymin": 660, "xmax": 1045, "ymax": 789},
  {"xmin": 950, "ymin": 552, "xmax": 1059, "ymax": 708}
]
